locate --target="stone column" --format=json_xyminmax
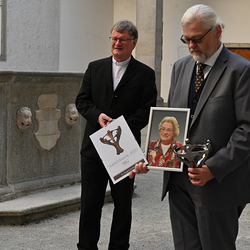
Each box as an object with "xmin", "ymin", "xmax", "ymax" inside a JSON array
[{"xmin": 136, "ymin": 0, "xmax": 164, "ymax": 106}]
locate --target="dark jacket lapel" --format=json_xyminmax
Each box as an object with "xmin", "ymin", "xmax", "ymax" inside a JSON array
[
  {"xmin": 190, "ymin": 46, "xmax": 228, "ymax": 128},
  {"xmin": 182, "ymin": 59, "xmax": 195, "ymax": 107},
  {"xmin": 103, "ymin": 56, "xmax": 113, "ymax": 92}
]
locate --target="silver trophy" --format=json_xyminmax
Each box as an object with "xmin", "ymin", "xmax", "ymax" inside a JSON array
[{"xmin": 173, "ymin": 139, "xmax": 212, "ymax": 168}]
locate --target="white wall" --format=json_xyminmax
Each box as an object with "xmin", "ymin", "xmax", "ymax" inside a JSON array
[
  {"xmin": 59, "ymin": 0, "xmax": 114, "ymax": 72},
  {"xmin": 1, "ymin": 0, "xmax": 248, "ymax": 82},
  {"xmin": 0, "ymin": 0, "xmax": 60, "ymax": 71},
  {"xmin": 161, "ymin": 0, "xmax": 250, "ymax": 103},
  {"xmin": 113, "ymin": 0, "xmax": 137, "ymax": 57},
  {"xmin": 113, "ymin": 0, "xmax": 136, "ymax": 24}
]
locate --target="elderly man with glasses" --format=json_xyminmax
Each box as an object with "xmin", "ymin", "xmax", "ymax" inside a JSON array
[{"xmin": 131, "ymin": 4, "xmax": 250, "ymax": 250}]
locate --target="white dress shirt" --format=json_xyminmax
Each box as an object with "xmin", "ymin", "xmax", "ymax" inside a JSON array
[{"xmin": 112, "ymin": 57, "xmax": 131, "ymax": 90}]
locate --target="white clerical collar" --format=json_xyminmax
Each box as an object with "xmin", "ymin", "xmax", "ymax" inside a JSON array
[
  {"xmin": 198, "ymin": 43, "xmax": 223, "ymax": 67},
  {"xmin": 112, "ymin": 56, "xmax": 131, "ymax": 66}
]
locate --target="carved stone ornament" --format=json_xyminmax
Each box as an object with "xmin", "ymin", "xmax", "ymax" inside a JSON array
[
  {"xmin": 17, "ymin": 107, "xmax": 32, "ymax": 130},
  {"xmin": 35, "ymin": 94, "xmax": 61, "ymax": 150},
  {"xmin": 65, "ymin": 103, "xmax": 79, "ymax": 125}
]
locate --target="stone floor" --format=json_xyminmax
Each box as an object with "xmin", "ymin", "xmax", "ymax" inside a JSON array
[
  {"xmin": 0, "ymin": 169, "xmax": 249, "ymax": 250},
  {"xmin": 0, "ymin": 126, "xmax": 249, "ymax": 249}
]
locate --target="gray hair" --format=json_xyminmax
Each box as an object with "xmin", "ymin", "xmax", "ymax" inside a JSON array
[
  {"xmin": 111, "ymin": 20, "xmax": 138, "ymax": 40},
  {"xmin": 158, "ymin": 116, "xmax": 180, "ymax": 138},
  {"xmin": 181, "ymin": 4, "xmax": 225, "ymax": 31}
]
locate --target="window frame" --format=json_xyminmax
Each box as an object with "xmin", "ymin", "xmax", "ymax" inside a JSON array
[{"xmin": 0, "ymin": 0, "xmax": 6, "ymax": 61}]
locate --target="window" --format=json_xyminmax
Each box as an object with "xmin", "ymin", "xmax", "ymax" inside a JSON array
[{"xmin": 0, "ymin": 0, "xmax": 6, "ymax": 61}]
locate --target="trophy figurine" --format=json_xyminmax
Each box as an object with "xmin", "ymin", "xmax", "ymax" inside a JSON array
[
  {"xmin": 100, "ymin": 126, "xmax": 124, "ymax": 155},
  {"xmin": 173, "ymin": 139, "xmax": 212, "ymax": 168}
]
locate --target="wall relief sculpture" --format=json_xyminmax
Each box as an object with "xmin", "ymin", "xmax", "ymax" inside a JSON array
[
  {"xmin": 35, "ymin": 94, "xmax": 61, "ymax": 150},
  {"xmin": 65, "ymin": 103, "xmax": 79, "ymax": 125},
  {"xmin": 16, "ymin": 107, "xmax": 32, "ymax": 130}
]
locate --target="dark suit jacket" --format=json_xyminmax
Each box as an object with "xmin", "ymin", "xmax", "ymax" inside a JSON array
[
  {"xmin": 162, "ymin": 45, "xmax": 250, "ymax": 210},
  {"xmin": 76, "ymin": 55, "xmax": 157, "ymax": 159}
]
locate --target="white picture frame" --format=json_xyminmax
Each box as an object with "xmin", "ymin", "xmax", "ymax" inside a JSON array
[{"xmin": 145, "ymin": 107, "xmax": 190, "ymax": 172}]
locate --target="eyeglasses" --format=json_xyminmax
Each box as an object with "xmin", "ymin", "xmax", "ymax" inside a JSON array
[
  {"xmin": 160, "ymin": 128, "xmax": 173, "ymax": 132},
  {"xmin": 180, "ymin": 26, "xmax": 214, "ymax": 44},
  {"xmin": 109, "ymin": 37, "xmax": 134, "ymax": 44}
]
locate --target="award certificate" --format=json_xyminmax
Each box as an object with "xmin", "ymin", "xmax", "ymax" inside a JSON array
[{"xmin": 90, "ymin": 115, "xmax": 147, "ymax": 184}]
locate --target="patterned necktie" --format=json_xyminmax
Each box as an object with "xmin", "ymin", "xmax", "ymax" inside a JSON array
[{"xmin": 195, "ymin": 63, "xmax": 206, "ymax": 92}]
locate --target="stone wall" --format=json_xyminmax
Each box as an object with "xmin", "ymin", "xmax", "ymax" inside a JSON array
[
  {"xmin": 0, "ymin": 71, "xmax": 85, "ymax": 201},
  {"xmin": 0, "ymin": 0, "xmax": 60, "ymax": 71}
]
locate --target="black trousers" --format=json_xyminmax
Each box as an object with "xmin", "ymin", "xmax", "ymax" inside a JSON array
[
  {"xmin": 168, "ymin": 167, "xmax": 245, "ymax": 250},
  {"xmin": 77, "ymin": 156, "xmax": 134, "ymax": 250}
]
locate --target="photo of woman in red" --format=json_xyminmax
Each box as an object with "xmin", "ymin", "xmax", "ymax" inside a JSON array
[{"xmin": 147, "ymin": 116, "xmax": 182, "ymax": 168}]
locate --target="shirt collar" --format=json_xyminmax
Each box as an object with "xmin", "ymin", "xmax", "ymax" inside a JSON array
[{"xmin": 112, "ymin": 56, "xmax": 131, "ymax": 66}]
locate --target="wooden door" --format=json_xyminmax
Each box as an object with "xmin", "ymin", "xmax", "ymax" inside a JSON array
[
  {"xmin": 225, "ymin": 43, "xmax": 250, "ymax": 61},
  {"xmin": 228, "ymin": 48, "xmax": 250, "ymax": 61}
]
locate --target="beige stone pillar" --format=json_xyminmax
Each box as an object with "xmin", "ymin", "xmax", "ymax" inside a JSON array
[{"xmin": 136, "ymin": 0, "xmax": 163, "ymax": 106}]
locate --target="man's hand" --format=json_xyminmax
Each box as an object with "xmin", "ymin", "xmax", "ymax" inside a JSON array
[
  {"xmin": 98, "ymin": 113, "xmax": 113, "ymax": 127},
  {"xmin": 188, "ymin": 164, "xmax": 215, "ymax": 186},
  {"xmin": 129, "ymin": 162, "xmax": 149, "ymax": 179}
]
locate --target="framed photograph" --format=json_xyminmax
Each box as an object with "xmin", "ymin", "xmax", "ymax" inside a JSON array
[{"xmin": 145, "ymin": 107, "xmax": 190, "ymax": 172}]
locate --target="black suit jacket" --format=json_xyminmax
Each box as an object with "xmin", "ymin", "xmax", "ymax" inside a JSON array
[
  {"xmin": 162, "ymin": 45, "xmax": 250, "ymax": 210},
  {"xmin": 76, "ymin": 55, "xmax": 157, "ymax": 159}
]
